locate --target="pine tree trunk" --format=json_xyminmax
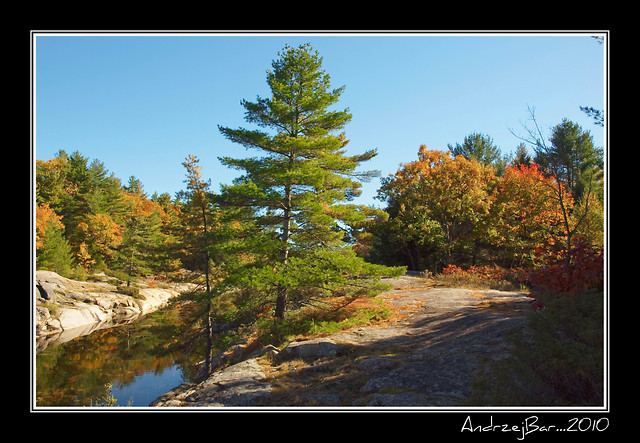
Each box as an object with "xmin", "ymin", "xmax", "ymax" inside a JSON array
[{"xmin": 275, "ymin": 183, "xmax": 292, "ymax": 319}]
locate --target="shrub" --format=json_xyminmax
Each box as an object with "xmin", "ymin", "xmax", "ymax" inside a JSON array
[
  {"xmin": 115, "ymin": 285, "xmax": 145, "ymax": 300},
  {"xmin": 469, "ymin": 288, "xmax": 604, "ymax": 406},
  {"xmin": 255, "ymin": 298, "xmax": 391, "ymax": 347},
  {"xmin": 436, "ymin": 264, "xmax": 527, "ymax": 291},
  {"xmin": 528, "ymin": 289, "xmax": 604, "ymax": 403},
  {"xmin": 468, "ymin": 239, "xmax": 605, "ymax": 406},
  {"xmin": 527, "ymin": 238, "xmax": 603, "ymax": 307}
]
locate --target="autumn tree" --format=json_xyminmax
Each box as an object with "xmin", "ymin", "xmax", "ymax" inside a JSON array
[
  {"xmin": 35, "ymin": 203, "xmax": 74, "ymax": 274},
  {"xmin": 36, "ymin": 150, "xmax": 189, "ymax": 280},
  {"xmin": 570, "ymin": 192, "xmax": 604, "ymax": 248},
  {"xmin": 217, "ymin": 43, "xmax": 403, "ymax": 319},
  {"xmin": 375, "ymin": 146, "xmax": 498, "ymax": 272},
  {"xmin": 76, "ymin": 213, "xmax": 123, "ymax": 269},
  {"xmin": 36, "ymin": 150, "xmax": 126, "ymax": 272},
  {"xmin": 492, "ymin": 163, "xmax": 571, "ymax": 267},
  {"xmin": 511, "ymin": 108, "xmax": 603, "ymax": 263}
]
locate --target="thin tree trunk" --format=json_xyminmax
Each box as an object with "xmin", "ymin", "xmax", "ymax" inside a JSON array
[
  {"xmin": 472, "ymin": 239, "xmax": 479, "ymax": 266},
  {"xmin": 202, "ymin": 206, "xmax": 210, "ymax": 293},
  {"xmin": 403, "ymin": 241, "xmax": 417, "ymax": 271},
  {"xmin": 127, "ymin": 249, "xmax": 135, "ymax": 287},
  {"xmin": 203, "ymin": 302, "xmax": 213, "ymax": 377},
  {"xmin": 275, "ymin": 287, "xmax": 288, "ymax": 320}
]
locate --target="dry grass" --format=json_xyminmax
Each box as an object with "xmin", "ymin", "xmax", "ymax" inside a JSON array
[{"xmin": 258, "ymin": 353, "xmax": 366, "ymax": 406}]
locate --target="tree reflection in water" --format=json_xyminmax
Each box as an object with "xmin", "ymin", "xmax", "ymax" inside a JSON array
[{"xmin": 35, "ymin": 299, "xmax": 209, "ymax": 407}]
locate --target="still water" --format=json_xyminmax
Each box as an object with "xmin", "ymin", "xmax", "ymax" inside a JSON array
[
  {"xmin": 35, "ymin": 300, "xmax": 208, "ymax": 407},
  {"xmin": 111, "ymin": 364, "xmax": 185, "ymax": 407}
]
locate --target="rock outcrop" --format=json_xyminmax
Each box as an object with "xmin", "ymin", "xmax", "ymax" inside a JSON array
[
  {"xmin": 151, "ymin": 279, "xmax": 532, "ymax": 408},
  {"xmin": 35, "ymin": 270, "xmax": 194, "ymax": 349},
  {"xmin": 150, "ymin": 338, "xmax": 344, "ymax": 407},
  {"xmin": 150, "ymin": 358, "xmax": 273, "ymax": 407}
]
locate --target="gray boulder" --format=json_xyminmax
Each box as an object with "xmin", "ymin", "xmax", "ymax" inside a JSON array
[{"xmin": 279, "ymin": 338, "xmax": 343, "ymax": 362}]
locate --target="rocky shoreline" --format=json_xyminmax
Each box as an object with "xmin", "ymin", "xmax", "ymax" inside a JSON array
[
  {"xmin": 35, "ymin": 270, "xmax": 195, "ymax": 350},
  {"xmin": 34, "ymin": 272, "xmax": 532, "ymax": 407}
]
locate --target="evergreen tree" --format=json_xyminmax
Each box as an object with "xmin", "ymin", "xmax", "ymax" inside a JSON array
[
  {"xmin": 176, "ymin": 155, "xmax": 214, "ymax": 292},
  {"xmin": 125, "ymin": 176, "xmax": 145, "ymax": 196},
  {"xmin": 116, "ymin": 182, "xmax": 165, "ymax": 284},
  {"xmin": 534, "ymin": 119, "xmax": 603, "ymax": 200},
  {"xmin": 36, "ymin": 150, "xmax": 126, "ymax": 270},
  {"xmin": 217, "ymin": 43, "xmax": 403, "ymax": 319},
  {"xmin": 580, "ymin": 106, "xmax": 604, "ymax": 127},
  {"xmin": 150, "ymin": 192, "xmax": 185, "ymax": 276},
  {"xmin": 510, "ymin": 143, "xmax": 533, "ymax": 167},
  {"xmin": 448, "ymin": 132, "xmax": 507, "ymax": 175}
]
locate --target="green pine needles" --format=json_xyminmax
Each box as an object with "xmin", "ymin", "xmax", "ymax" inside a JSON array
[{"xmin": 216, "ymin": 43, "xmax": 404, "ymax": 319}]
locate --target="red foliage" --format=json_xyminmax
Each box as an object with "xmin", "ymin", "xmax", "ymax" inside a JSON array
[
  {"xmin": 441, "ymin": 264, "xmax": 527, "ymax": 283},
  {"xmin": 440, "ymin": 238, "xmax": 603, "ymax": 311},
  {"xmin": 526, "ymin": 238, "xmax": 604, "ymax": 308}
]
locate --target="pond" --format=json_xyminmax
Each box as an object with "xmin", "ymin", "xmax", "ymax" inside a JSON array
[{"xmin": 35, "ymin": 299, "xmax": 211, "ymax": 407}]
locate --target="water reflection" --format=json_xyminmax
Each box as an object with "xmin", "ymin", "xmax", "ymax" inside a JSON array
[
  {"xmin": 111, "ymin": 364, "xmax": 184, "ymax": 407},
  {"xmin": 35, "ymin": 300, "xmax": 208, "ymax": 407}
]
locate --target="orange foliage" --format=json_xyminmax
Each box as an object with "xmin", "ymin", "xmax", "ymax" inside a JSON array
[
  {"xmin": 76, "ymin": 241, "xmax": 95, "ymax": 269},
  {"xmin": 380, "ymin": 146, "xmax": 497, "ymax": 249},
  {"xmin": 121, "ymin": 190, "xmax": 169, "ymax": 222},
  {"xmin": 492, "ymin": 163, "xmax": 573, "ymax": 264},
  {"xmin": 35, "ymin": 203, "xmax": 64, "ymax": 250},
  {"xmin": 377, "ymin": 146, "xmax": 591, "ymax": 273},
  {"xmin": 76, "ymin": 213, "xmax": 123, "ymax": 260}
]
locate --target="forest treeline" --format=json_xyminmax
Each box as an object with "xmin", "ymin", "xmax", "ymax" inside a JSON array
[
  {"xmin": 368, "ymin": 121, "xmax": 604, "ymax": 274},
  {"xmin": 35, "ymin": 43, "xmax": 605, "ymax": 322}
]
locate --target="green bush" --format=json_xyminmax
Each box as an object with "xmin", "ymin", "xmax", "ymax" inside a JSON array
[
  {"xmin": 115, "ymin": 285, "xmax": 145, "ymax": 300},
  {"xmin": 255, "ymin": 299, "xmax": 391, "ymax": 347},
  {"xmin": 468, "ymin": 288, "xmax": 604, "ymax": 406}
]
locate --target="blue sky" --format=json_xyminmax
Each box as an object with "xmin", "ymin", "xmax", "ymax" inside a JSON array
[{"xmin": 34, "ymin": 32, "xmax": 606, "ymax": 207}]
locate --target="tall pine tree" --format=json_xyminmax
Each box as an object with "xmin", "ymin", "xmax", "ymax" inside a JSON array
[
  {"xmin": 217, "ymin": 43, "xmax": 403, "ymax": 319},
  {"xmin": 177, "ymin": 155, "xmax": 214, "ymax": 292}
]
